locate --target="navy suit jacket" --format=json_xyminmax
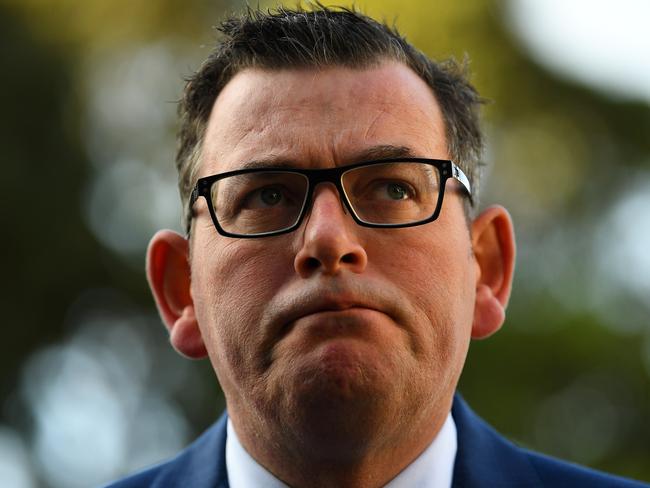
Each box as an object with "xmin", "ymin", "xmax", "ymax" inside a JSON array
[{"xmin": 106, "ymin": 395, "xmax": 647, "ymax": 487}]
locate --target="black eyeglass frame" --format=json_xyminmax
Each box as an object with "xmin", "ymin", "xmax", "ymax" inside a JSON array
[{"xmin": 189, "ymin": 157, "xmax": 472, "ymax": 238}]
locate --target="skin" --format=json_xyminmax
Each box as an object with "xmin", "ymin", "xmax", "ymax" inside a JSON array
[{"xmin": 147, "ymin": 61, "xmax": 516, "ymax": 488}]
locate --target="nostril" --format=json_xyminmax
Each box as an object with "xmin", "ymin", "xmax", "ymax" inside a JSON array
[
  {"xmin": 341, "ymin": 253, "xmax": 357, "ymax": 264},
  {"xmin": 305, "ymin": 256, "xmax": 320, "ymax": 271}
]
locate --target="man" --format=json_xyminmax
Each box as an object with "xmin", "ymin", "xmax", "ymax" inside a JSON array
[{"xmin": 108, "ymin": 6, "xmax": 647, "ymax": 488}]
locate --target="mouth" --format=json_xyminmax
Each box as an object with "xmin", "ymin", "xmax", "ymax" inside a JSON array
[
  {"xmin": 291, "ymin": 299, "xmax": 376, "ymax": 322},
  {"xmin": 278, "ymin": 296, "xmax": 385, "ymax": 339},
  {"xmin": 260, "ymin": 280, "xmax": 408, "ymax": 357},
  {"xmin": 258, "ymin": 282, "xmax": 411, "ymax": 371}
]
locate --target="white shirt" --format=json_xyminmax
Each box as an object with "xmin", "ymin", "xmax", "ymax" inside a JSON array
[{"xmin": 226, "ymin": 413, "xmax": 457, "ymax": 488}]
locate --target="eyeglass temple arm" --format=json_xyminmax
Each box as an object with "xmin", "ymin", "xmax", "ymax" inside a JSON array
[
  {"xmin": 190, "ymin": 186, "xmax": 200, "ymax": 208},
  {"xmin": 184, "ymin": 186, "xmax": 201, "ymax": 237},
  {"xmin": 451, "ymin": 163, "xmax": 473, "ymax": 204}
]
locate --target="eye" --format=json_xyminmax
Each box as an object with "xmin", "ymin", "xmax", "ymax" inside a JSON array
[
  {"xmin": 259, "ymin": 187, "xmax": 282, "ymax": 206},
  {"xmin": 241, "ymin": 185, "xmax": 295, "ymax": 209},
  {"xmin": 365, "ymin": 180, "xmax": 415, "ymax": 201},
  {"xmin": 385, "ymin": 182, "xmax": 410, "ymax": 200}
]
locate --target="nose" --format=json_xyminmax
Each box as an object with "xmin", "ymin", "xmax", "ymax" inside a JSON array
[{"xmin": 294, "ymin": 184, "xmax": 368, "ymax": 278}]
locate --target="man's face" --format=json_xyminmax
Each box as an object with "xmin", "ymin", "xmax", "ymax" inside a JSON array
[{"xmin": 190, "ymin": 61, "xmax": 477, "ymax": 451}]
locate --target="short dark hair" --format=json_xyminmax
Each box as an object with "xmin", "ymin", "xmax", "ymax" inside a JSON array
[{"xmin": 177, "ymin": 5, "xmax": 484, "ymax": 234}]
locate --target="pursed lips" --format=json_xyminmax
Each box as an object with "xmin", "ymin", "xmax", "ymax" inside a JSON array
[
  {"xmin": 261, "ymin": 280, "xmax": 409, "ymax": 349},
  {"xmin": 260, "ymin": 285, "xmax": 410, "ymax": 367},
  {"xmin": 278, "ymin": 297, "xmax": 385, "ymax": 337}
]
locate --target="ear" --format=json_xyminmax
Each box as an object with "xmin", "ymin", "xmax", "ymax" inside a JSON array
[
  {"xmin": 470, "ymin": 205, "xmax": 516, "ymax": 339},
  {"xmin": 146, "ymin": 230, "xmax": 208, "ymax": 359}
]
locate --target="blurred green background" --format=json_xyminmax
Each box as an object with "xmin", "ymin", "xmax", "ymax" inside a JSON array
[{"xmin": 1, "ymin": 0, "xmax": 648, "ymax": 486}]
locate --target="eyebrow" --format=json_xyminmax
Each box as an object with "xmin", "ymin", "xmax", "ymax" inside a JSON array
[
  {"xmin": 234, "ymin": 158, "xmax": 300, "ymax": 171},
  {"xmin": 234, "ymin": 144, "xmax": 420, "ymax": 171},
  {"xmin": 349, "ymin": 144, "xmax": 419, "ymax": 161}
]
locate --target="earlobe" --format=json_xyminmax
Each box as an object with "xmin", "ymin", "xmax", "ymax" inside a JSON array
[
  {"xmin": 470, "ymin": 206, "xmax": 516, "ymax": 339},
  {"xmin": 146, "ymin": 230, "xmax": 208, "ymax": 359},
  {"xmin": 169, "ymin": 305, "xmax": 208, "ymax": 359},
  {"xmin": 472, "ymin": 284, "xmax": 506, "ymax": 339}
]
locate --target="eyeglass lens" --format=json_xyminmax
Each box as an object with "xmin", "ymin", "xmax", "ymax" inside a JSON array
[{"xmin": 342, "ymin": 162, "xmax": 440, "ymax": 224}]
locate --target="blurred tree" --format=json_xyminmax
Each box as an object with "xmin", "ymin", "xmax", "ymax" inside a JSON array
[{"xmin": 0, "ymin": 3, "xmax": 112, "ymax": 408}]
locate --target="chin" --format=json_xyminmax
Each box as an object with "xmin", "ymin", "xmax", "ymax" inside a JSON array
[{"xmin": 269, "ymin": 339, "xmax": 403, "ymax": 452}]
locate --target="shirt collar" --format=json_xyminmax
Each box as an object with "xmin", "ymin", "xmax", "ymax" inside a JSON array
[{"xmin": 226, "ymin": 412, "xmax": 457, "ymax": 488}]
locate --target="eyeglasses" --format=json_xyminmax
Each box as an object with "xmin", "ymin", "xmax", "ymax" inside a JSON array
[{"xmin": 190, "ymin": 158, "xmax": 472, "ymax": 238}]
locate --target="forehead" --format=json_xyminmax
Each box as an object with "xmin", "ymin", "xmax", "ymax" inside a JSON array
[{"xmin": 200, "ymin": 61, "xmax": 448, "ymax": 175}]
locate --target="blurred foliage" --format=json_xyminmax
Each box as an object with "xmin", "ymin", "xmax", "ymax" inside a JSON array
[
  {"xmin": 0, "ymin": 0, "xmax": 648, "ymax": 485},
  {"xmin": 1, "ymin": 0, "xmax": 226, "ymax": 50},
  {"xmin": 0, "ymin": 3, "xmax": 106, "ymax": 398}
]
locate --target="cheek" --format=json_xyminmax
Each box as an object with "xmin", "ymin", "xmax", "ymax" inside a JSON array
[
  {"xmin": 378, "ymin": 233, "xmax": 469, "ymax": 306},
  {"xmin": 190, "ymin": 238, "xmax": 293, "ymax": 374},
  {"xmin": 370, "ymin": 229, "xmax": 474, "ymax": 359}
]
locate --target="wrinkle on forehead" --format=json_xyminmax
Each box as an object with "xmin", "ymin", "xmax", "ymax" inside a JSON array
[{"xmin": 363, "ymin": 108, "xmax": 390, "ymax": 143}]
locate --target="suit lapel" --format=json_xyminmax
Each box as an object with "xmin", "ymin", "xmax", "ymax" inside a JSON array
[
  {"xmin": 152, "ymin": 413, "xmax": 230, "ymax": 488},
  {"xmin": 451, "ymin": 394, "xmax": 543, "ymax": 488}
]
